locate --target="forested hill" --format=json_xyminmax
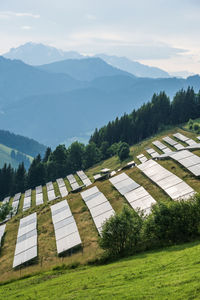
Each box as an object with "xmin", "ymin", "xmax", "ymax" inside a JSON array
[
  {"xmin": 90, "ymin": 87, "xmax": 200, "ymax": 148},
  {"xmin": 0, "ymin": 129, "xmax": 47, "ymax": 157}
]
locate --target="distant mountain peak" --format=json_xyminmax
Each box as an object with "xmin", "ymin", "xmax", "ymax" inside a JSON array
[
  {"xmin": 95, "ymin": 53, "xmax": 170, "ymax": 79},
  {"xmin": 3, "ymin": 42, "xmax": 83, "ymax": 65}
]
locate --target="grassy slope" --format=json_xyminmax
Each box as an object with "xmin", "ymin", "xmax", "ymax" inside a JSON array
[
  {"xmin": 0, "ymin": 143, "xmax": 33, "ymax": 168},
  {"xmin": 1, "ymin": 241, "xmax": 200, "ymax": 299},
  {"xmin": 0, "ymin": 125, "xmax": 200, "ymax": 287}
]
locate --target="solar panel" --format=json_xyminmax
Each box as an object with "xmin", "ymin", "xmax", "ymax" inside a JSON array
[
  {"xmin": 0, "ymin": 224, "xmax": 6, "ymax": 246},
  {"xmin": 46, "ymin": 182, "xmax": 54, "ymax": 191},
  {"xmin": 109, "ymin": 172, "xmax": 156, "ymax": 215},
  {"xmin": 36, "ymin": 192, "xmax": 43, "ymax": 206},
  {"xmin": 174, "ymin": 143, "xmax": 185, "ymax": 150},
  {"xmin": 163, "ymin": 136, "xmax": 178, "ymax": 146},
  {"xmin": 81, "ymin": 187, "xmax": 115, "ymax": 234},
  {"xmin": 13, "ymin": 213, "xmax": 37, "ymax": 268},
  {"xmin": 152, "ymin": 140, "xmax": 172, "ymax": 154},
  {"xmin": 77, "ymin": 170, "xmax": 92, "ymax": 187},
  {"xmin": 2, "ymin": 197, "xmax": 10, "ymax": 204},
  {"xmin": 36, "ymin": 185, "xmax": 43, "ymax": 194},
  {"xmin": 170, "ymin": 150, "xmax": 200, "ymax": 176},
  {"xmin": 50, "ymin": 200, "xmax": 82, "ymax": 255},
  {"xmin": 173, "ymin": 133, "xmax": 189, "ymax": 142},
  {"xmin": 138, "ymin": 159, "xmax": 195, "ymax": 200},
  {"xmin": 25, "ymin": 189, "xmax": 31, "ymax": 197},
  {"xmin": 56, "ymin": 178, "xmax": 68, "ymax": 197},
  {"xmin": 152, "ymin": 140, "xmax": 167, "ymax": 150},
  {"xmin": 23, "ymin": 196, "xmax": 31, "ymax": 211},
  {"xmin": 47, "ymin": 188, "xmax": 56, "ymax": 201},
  {"xmin": 93, "ymin": 174, "xmax": 101, "ymax": 180},
  {"xmin": 56, "ymin": 178, "xmax": 66, "ymax": 187}
]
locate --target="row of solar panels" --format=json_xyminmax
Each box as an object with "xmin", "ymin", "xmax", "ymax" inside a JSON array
[
  {"xmin": 12, "ymin": 198, "xmax": 82, "ymax": 268},
  {"xmin": 1, "ymin": 170, "xmax": 92, "ymax": 218},
  {"xmin": 147, "ymin": 134, "xmax": 200, "ymax": 177}
]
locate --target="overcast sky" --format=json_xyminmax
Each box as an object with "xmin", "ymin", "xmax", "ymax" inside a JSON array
[{"xmin": 0, "ymin": 0, "xmax": 200, "ymax": 73}]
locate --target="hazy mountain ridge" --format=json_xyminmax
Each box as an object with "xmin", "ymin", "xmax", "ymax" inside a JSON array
[
  {"xmin": 1, "ymin": 54, "xmax": 200, "ymax": 146},
  {"xmin": 3, "ymin": 42, "xmax": 171, "ymax": 78},
  {"xmin": 38, "ymin": 57, "xmax": 135, "ymax": 81},
  {"xmin": 95, "ymin": 54, "xmax": 170, "ymax": 78}
]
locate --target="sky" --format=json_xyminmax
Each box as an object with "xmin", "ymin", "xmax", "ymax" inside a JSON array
[{"xmin": 0, "ymin": 0, "xmax": 200, "ymax": 74}]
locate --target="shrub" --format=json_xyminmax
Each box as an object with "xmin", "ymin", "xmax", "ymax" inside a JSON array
[
  {"xmin": 117, "ymin": 142, "xmax": 130, "ymax": 161},
  {"xmin": 99, "ymin": 205, "xmax": 142, "ymax": 258},
  {"xmin": 0, "ymin": 202, "xmax": 13, "ymax": 222},
  {"xmin": 193, "ymin": 123, "xmax": 200, "ymax": 132},
  {"xmin": 143, "ymin": 195, "xmax": 200, "ymax": 246}
]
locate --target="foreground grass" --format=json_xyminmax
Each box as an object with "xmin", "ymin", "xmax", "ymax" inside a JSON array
[{"xmin": 1, "ymin": 240, "xmax": 200, "ymax": 299}]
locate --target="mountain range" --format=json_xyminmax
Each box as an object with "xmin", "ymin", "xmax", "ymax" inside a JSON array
[
  {"xmin": 3, "ymin": 42, "xmax": 170, "ymax": 78},
  {"xmin": 0, "ymin": 53, "xmax": 200, "ymax": 147}
]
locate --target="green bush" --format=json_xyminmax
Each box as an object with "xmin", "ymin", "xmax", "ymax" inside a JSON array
[
  {"xmin": 193, "ymin": 123, "xmax": 200, "ymax": 132},
  {"xmin": 99, "ymin": 205, "xmax": 142, "ymax": 258},
  {"xmin": 0, "ymin": 202, "xmax": 13, "ymax": 222},
  {"xmin": 142, "ymin": 195, "xmax": 200, "ymax": 246},
  {"xmin": 117, "ymin": 142, "xmax": 130, "ymax": 161}
]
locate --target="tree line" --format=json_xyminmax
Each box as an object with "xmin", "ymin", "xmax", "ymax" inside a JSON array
[
  {"xmin": 0, "ymin": 87, "xmax": 199, "ymax": 200},
  {"xmin": 90, "ymin": 87, "xmax": 200, "ymax": 147}
]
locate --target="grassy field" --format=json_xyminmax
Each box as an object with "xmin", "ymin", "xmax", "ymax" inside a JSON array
[
  {"xmin": 1, "ymin": 240, "xmax": 200, "ymax": 299},
  {"xmin": 0, "ymin": 143, "xmax": 33, "ymax": 168},
  {"xmin": 0, "ymin": 125, "xmax": 200, "ymax": 287}
]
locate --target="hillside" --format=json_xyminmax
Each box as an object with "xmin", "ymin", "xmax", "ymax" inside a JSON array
[
  {"xmin": 96, "ymin": 53, "xmax": 170, "ymax": 78},
  {"xmin": 1, "ymin": 240, "xmax": 200, "ymax": 299},
  {"xmin": 0, "ymin": 126, "xmax": 200, "ymax": 286},
  {"xmin": 0, "ymin": 143, "xmax": 32, "ymax": 169},
  {"xmin": 0, "ymin": 56, "xmax": 83, "ymax": 108},
  {"xmin": 0, "ymin": 129, "xmax": 47, "ymax": 158},
  {"xmin": 38, "ymin": 57, "xmax": 135, "ymax": 81}
]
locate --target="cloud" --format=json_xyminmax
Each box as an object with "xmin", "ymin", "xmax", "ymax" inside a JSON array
[
  {"xmin": 0, "ymin": 11, "xmax": 40, "ymax": 19},
  {"xmin": 21, "ymin": 26, "xmax": 32, "ymax": 30},
  {"xmin": 85, "ymin": 14, "xmax": 96, "ymax": 21}
]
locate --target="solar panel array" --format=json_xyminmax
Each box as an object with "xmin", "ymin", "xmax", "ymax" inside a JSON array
[
  {"xmin": 50, "ymin": 200, "xmax": 81, "ymax": 255},
  {"xmin": 152, "ymin": 140, "xmax": 172, "ymax": 154},
  {"xmin": 23, "ymin": 189, "xmax": 31, "ymax": 211},
  {"xmin": 93, "ymin": 174, "xmax": 101, "ymax": 181},
  {"xmin": 173, "ymin": 132, "xmax": 197, "ymax": 146},
  {"xmin": 138, "ymin": 159, "xmax": 195, "ymax": 200},
  {"xmin": 109, "ymin": 173, "xmax": 156, "ymax": 215},
  {"xmin": 170, "ymin": 150, "xmax": 200, "ymax": 176},
  {"xmin": 12, "ymin": 193, "xmax": 21, "ymax": 215},
  {"xmin": 77, "ymin": 170, "xmax": 92, "ymax": 187},
  {"xmin": 67, "ymin": 174, "xmax": 80, "ymax": 191},
  {"xmin": 0, "ymin": 224, "xmax": 6, "ymax": 246},
  {"xmin": 56, "ymin": 178, "xmax": 68, "ymax": 197},
  {"xmin": 35, "ymin": 185, "xmax": 43, "ymax": 206},
  {"xmin": 162, "ymin": 136, "xmax": 185, "ymax": 150},
  {"xmin": 46, "ymin": 182, "xmax": 56, "ymax": 201},
  {"xmin": 2, "ymin": 196, "xmax": 10, "ymax": 204},
  {"xmin": 81, "ymin": 187, "xmax": 115, "ymax": 234},
  {"xmin": 13, "ymin": 213, "xmax": 37, "ymax": 268},
  {"xmin": 146, "ymin": 148, "xmax": 159, "ymax": 158},
  {"xmin": 137, "ymin": 154, "xmax": 148, "ymax": 163}
]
